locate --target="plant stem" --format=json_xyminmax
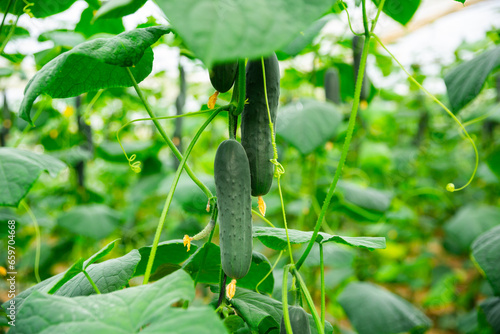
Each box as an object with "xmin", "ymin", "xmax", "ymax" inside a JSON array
[
  {"xmin": 252, "ymin": 209, "xmax": 275, "ymax": 228},
  {"xmin": 292, "ymin": 267, "xmax": 324, "ymax": 334},
  {"xmin": 20, "ymin": 200, "xmax": 41, "ymax": 283},
  {"xmin": 217, "ymin": 271, "xmax": 227, "ymax": 308},
  {"xmin": 83, "ymin": 270, "xmax": 101, "ymax": 294},
  {"xmin": 232, "ymin": 59, "xmax": 246, "ymax": 116},
  {"xmin": 320, "ymin": 243, "xmax": 325, "ymax": 326},
  {"xmin": 256, "ymin": 250, "xmax": 282, "ymax": 294},
  {"xmin": 193, "ymin": 208, "xmax": 218, "ymax": 287},
  {"xmin": 296, "ymin": 0, "xmax": 386, "ymax": 270},
  {"xmin": 126, "ymin": 67, "xmax": 213, "ymax": 199},
  {"xmin": 0, "ymin": 14, "xmax": 19, "ymax": 54},
  {"xmin": 142, "ymin": 107, "xmax": 224, "ymax": 285},
  {"xmin": 282, "ymin": 265, "xmax": 293, "ymax": 334},
  {"xmin": 0, "ymin": 0, "xmax": 15, "ymax": 35}
]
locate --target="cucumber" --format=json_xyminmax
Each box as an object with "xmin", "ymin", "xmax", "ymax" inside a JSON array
[
  {"xmin": 324, "ymin": 68, "xmax": 341, "ymax": 104},
  {"xmin": 214, "ymin": 139, "xmax": 253, "ymax": 279},
  {"xmin": 241, "ymin": 53, "xmax": 280, "ymax": 197},
  {"xmin": 352, "ymin": 35, "xmax": 370, "ymax": 101},
  {"xmin": 209, "ymin": 62, "xmax": 238, "ymax": 93},
  {"xmin": 280, "ymin": 306, "xmax": 311, "ymax": 334}
]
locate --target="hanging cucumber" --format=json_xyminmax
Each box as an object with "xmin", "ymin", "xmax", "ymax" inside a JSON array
[
  {"xmin": 352, "ymin": 35, "xmax": 370, "ymax": 101},
  {"xmin": 214, "ymin": 139, "xmax": 253, "ymax": 297},
  {"xmin": 280, "ymin": 306, "xmax": 312, "ymax": 334},
  {"xmin": 209, "ymin": 61, "xmax": 238, "ymax": 93},
  {"xmin": 324, "ymin": 67, "xmax": 341, "ymax": 104},
  {"xmin": 241, "ymin": 53, "xmax": 280, "ymax": 200}
]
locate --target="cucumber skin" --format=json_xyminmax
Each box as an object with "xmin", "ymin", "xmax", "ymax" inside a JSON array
[
  {"xmin": 209, "ymin": 62, "xmax": 238, "ymax": 93},
  {"xmin": 324, "ymin": 68, "xmax": 341, "ymax": 104},
  {"xmin": 241, "ymin": 53, "xmax": 280, "ymax": 197},
  {"xmin": 280, "ymin": 306, "xmax": 312, "ymax": 334},
  {"xmin": 214, "ymin": 139, "xmax": 253, "ymax": 280}
]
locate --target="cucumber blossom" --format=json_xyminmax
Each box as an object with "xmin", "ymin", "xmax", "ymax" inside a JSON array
[
  {"xmin": 280, "ymin": 306, "xmax": 311, "ymax": 334},
  {"xmin": 324, "ymin": 68, "xmax": 341, "ymax": 104},
  {"xmin": 209, "ymin": 62, "xmax": 238, "ymax": 93},
  {"xmin": 214, "ymin": 139, "xmax": 253, "ymax": 280},
  {"xmin": 241, "ymin": 53, "xmax": 280, "ymax": 197}
]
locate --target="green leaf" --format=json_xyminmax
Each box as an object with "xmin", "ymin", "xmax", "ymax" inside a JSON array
[
  {"xmin": 183, "ymin": 243, "xmax": 275, "ymax": 295},
  {"xmin": 156, "ymin": 0, "xmax": 332, "ymax": 67},
  {"xmin": 84, "ymin": 238, "xmax": 120, "ymax": 269},
  {"xmin": 278, "ymin": 15, "xmax": 332, "ymax": 59},
  {"xmin": 10, "ymin": 270, "xmax": 227, "ymax": 334},
  {"xmin": 444, "ymin": 46, "xmax": 500, "ymax": 113},
  {"xmin": 338, "ymin": 282, "xmax": 432, "ymax": 334},
  {"xmin": 230, "ymin": 287, "xmax": 333, "ymax": 334},
  {"xmin": 253, "ymin": 226, "xmax": 386, "ymax": 251},
  {"xmin": 276, "ymin": 99, "xmax": 343, "ymax": 155},
  {"xmin": 0, "ymin": 25, "xmax": 29, "ymax": 45},
  {"xmin": 444, "ymin": 205, "xmax": 500, "ymax": 253},
  {"xmin": 372, "ymin": 0, "xmax": 421, "ymax": 26},
  {"xmin": 479, "ymin": 297, "xmax": 500, "ymax": 332},
  {"xmin": 47, "ymin": 258, "xmax": 85, "ymax": 294},
  {"xmin": 0, "ymin": 148, "xmax": 66, "ymax": 207},
  {"xmin": 57, "ymin": 204, "xmax": 121, "ymax": 239},
  {"xmin": 337, "ymin": 181, "xmax": 393, "ymax": 212},
  {"xmin": 19, "ymin": 26, "xmax": 170, "ymax": 124},
  {"xmin": 75, "ymin": 5, "xmax": 125, "ymax": 37},
  {"xmin": 94, "ymin": 0, "xmax": 148, "ymax": 21},
  {"xmin": 38, "ymin": 30, "xmax": 86, "ymax": 47},
  {"xmin": 455, "ymin": 0, "xmax": 466, "ymax": 3},
  {"xmin": 1, "ymin": 0, "xmax": 78, "ymax": 17},
  {"xmin": 3, "ymin": 250, "xmax": 140, "ymax": 313},
  {"xmin": 472, "ymin": 225, "xmax": 500, "ymax": 295},
  {"xmin": 134, "ymin": 240, "xmax": 198, "ymax": 278},
  {"xmin": 486, "ymin": 146, "xmax": 500, "ymax": 180}
]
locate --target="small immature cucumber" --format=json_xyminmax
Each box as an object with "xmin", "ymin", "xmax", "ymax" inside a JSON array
[
  {"xmin": 214, "ymin": 139, "xmax": 253, "ymax": 279},
  {"xmin": 280, "ymin": 306, "xmax": 311, "ymax": 334},
  {"xmin": 324, "ymin": 67, "xmax": 341, "ymax": 104},
  {"xmin": 241, "ymin": 53, "xmax": 280, "ymax": 197},
  {"xmin": 352, "ymin": 35, "xmax": 370, "ymax": 101},
  {"xmin": 209, "ymin": 62, "xmax": 238, "ymax": 93}
]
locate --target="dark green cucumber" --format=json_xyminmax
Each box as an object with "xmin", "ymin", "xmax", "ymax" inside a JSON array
[
  {"xmin": 209, "ymin": 62, "xmax": 238, "ymax": 93},
  {"xmin": 241, "ymin": 53, "xmax": 280, "ymax": 197},
  {"xmin": 280, "ymin": 306, "xmax": 311, "ymax": 334},
  {"xmin": 324, "ymin": 67, "xmax": 341, "ymax": 104},
  {"xmin": 352, "ymin": 35, "xmax": 370, "ymax": 101},
  {"xmin": 214, "ymin": 139, "xmax": 252, "ymax": 279}
]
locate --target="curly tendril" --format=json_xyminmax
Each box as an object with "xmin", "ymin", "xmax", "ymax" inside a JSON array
[{"xmin": 23, "ymin": 0, "xmax": 34, "ymax": 18}]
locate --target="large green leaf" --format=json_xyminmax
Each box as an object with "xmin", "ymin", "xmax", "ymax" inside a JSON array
[
  {"xmin": 479, "ymin": 297, "xmax": 500, "ymax": 332},
  {"xmin": 372, "ymin": 0, "xmax": 421, "ymax": 26},
  {"xmin": 134, "ymin": 240, "xmax": 198, "ymax": 277},
  {"xmin": 75, "ymin": 5, "xmax": 125, "ymax": 37},
  {"xmin": 19, "ymin": 26, "xmax": 170, "ymax": 124},
  {"xmin": 0, "ymin": 148, "xmax": 66, "ymax": 207},
  {"xmin": 338, "ymin": 282, "xmax": 432, "ymax": 334},
  {"xmin": 444, "ymin": 205, "xmax": 500, "ymax": 253},
  {"xmin": 276, "ymin": 99, "xmax": 343, "ymax": 155},
  {"xmin": 230, "ymin": 287, "xmax": 333, "ymax": 334},
  {"xmin": 2, "ymin": 249, "xmax": 140, "ymax": 313},
  {"xmin": 156, "ymin": 0, "xmax": 332, "ymax": 67},
  {"xmin": 253, "ymin": 226, "xmax": 386, "ymax": 251},
  {"xmin": 57, "ymin": 204, "xmax": 122, "ymax": 239},
  {"xmin": 472, "ymin": 225, "xmax": 500, "ymax": 295},
  {"xmin": 277, "ymin": 15, "xmax": 332, "ymax": 59},
  {"xmin": 444, "ymin": 46, "xmax": 500, "ymax": 113},
  {"xmin": 183, "ymin": 242, "xmax": 275, "ymax": 295},
  {"xmin": 93, "ymin": 0, "xmax": 148, "ymax": 21},
  {"xmin": 337, "ymin": 181, "xmax": 393, "ymax": 212},
  {"xmin": 0, "ymin": 0, "xmax": 78, "ymax": 18},
  {"xmin": 38, "ymin": 30, "xmax": 86, "ymax": 48},
  {"xmin": 10, "ymin": 270, "xmax": 227, "ymax": 334}
]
